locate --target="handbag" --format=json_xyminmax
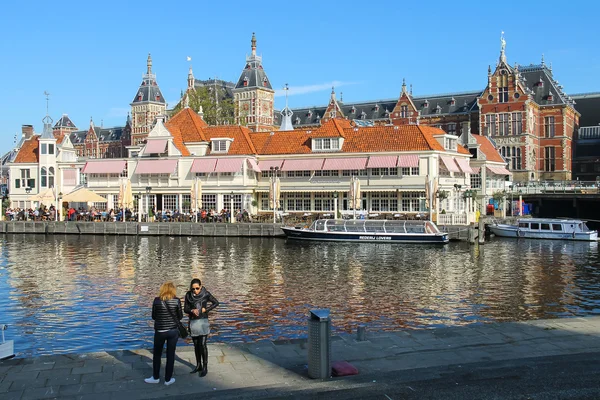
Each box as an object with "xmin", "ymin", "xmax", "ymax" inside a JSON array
[{"xmin": 162, "ymin": 300, "xmax": 188, "ymax": 339}]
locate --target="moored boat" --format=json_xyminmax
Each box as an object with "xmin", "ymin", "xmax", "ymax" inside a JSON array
[
  {"xmin": 281, "ymin": 219, "xmax": 449, "ymax": 244},
  {"xmin": 489, "ymin": 218, "xmax": 598, "ymax": 242}
]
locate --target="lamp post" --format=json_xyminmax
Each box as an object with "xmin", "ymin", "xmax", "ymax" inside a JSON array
[
  {"xmin": 138, "ymin": 192, "xmax": 142, "ymax": 222},
  {"xmin": 145, "ymin": 186, "xmax": 152, "ymax": 222},
  {"xmin": 270, "ymin": 166, "xmax": 279, "ymax": 224},
  {"xmin": 509, "ymin": 185, "xmax": 514, "ymax": 216},
  {"xmin": 333, "ymin": 192, "xmax": 339, "ymax": 220},
  {"xmin": 25, "ymin": 187, "xmax": 31, "ymax": 221},
  {"xmin": 230, "ymin": 191, "xmax": 234, "ymax": 224}
]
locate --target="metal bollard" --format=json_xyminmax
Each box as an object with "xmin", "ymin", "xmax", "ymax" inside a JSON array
[
  {"xmin": 357, "ymin": 326, "xmax": 366, "ymax": 341},
  {"xmin": 307, "ymin": 309, "xmax": 331, "ymax": 379}
]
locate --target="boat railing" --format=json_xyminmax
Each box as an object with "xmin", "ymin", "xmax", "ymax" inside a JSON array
[{"xmin": 321, "ymin": 219, "xmax": 438, "ymax": 234}]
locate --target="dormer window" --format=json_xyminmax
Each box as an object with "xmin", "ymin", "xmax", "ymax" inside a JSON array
[
  {"xmin": 211, "ymin": 138, "xmax": 233, "ymax": 153},
  {"xmin": 295, "ymin": 116, "xmax": 301, "ymax": 124},
  {"xmin": 374, "ymin": 104, "xmax": 380, "ymax": 112},
  {"xmin": 263, "ymin": 77, "xmax": 268, "ymax": 87},
  {"xmin": 547, "ymin": 93, "xmax": 553, "ymax": 101},
  {"xmin": 423, "ymin": 100, "xmax": 429, "ymax": 108},
  {"xmin": 450, "ymin": 97, "xmax": 456, "ymax": 106},
  {"xmin": 435, "ymin": 104, "xmax": 442, "ymax": 114},
  {"xmin": 444, "ymin": 136, "xmax": 457, "ymax": 151},
  {"xmin": 537, "ymin": 78, "xmax": 544, "ymax": 87},
  {"xmin": 307, "ymin": 110, "xmax": 313, "ymax": 118},
  {"xmin": 350, "ymin": 106, "xmax": 356, "ymax": 114},
  {"xmin": 360, "ymin": 111, "xmax": 367, "ymax": 120},
  {"xmin": 243, "ymin": 76, "xmax": 249, "ymax": 87},
  {"xmin": 313, "ymin": 138, "xmax": 341, "ymax": 151}
]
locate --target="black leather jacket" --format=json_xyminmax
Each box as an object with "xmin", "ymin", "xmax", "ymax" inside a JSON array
[
  {"xmin": 151, "ymin": 297, "xmax": 183, "ymax": 331},
  {"xmin": 184, "ymin": 288, "xmax": 219, "ymax": 320}
]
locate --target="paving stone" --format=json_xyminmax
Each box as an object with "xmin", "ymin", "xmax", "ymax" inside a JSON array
[
  {"xmin": 9, "ymin": 377, "xmax": 47, "ymax": 391},
  {"xmin": 46, "ymin": 373, "xmax": 82, "ymax": 386},
  {"xmin": 101, "ymin": 363, "xmax": 133, "ymax": 374},
  {"xmin": 4, "ymin": 370, "xmax": 40, "ymax": 382},
  {"xmin": 81, "ymin": 372, "xmax": 115, "ymax": 383},
  {"xmin": 22, "ymin": 385, "xmax": 60, "ymax": 400},
  {"xmin": 72, "ymin": 364, "xmax": 104, "ymax": 374},
  {"xmin": 58, "ymin": 382, "xmax": 96, "ymax": 396},
  {"xmin": 21, "ymin": 362, "xmax": 55, "ymax": 371},
  {"xmin": 3, "ymin": 390, "xmax": 23, "ymax": 400}
]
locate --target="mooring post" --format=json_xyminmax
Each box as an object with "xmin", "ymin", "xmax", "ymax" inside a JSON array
[
  {"xmin": 478, "ymin": 219, "xmax": 485, "ymax": 244},
  {"xmin": 357, "ymin": 326, "xmax": 366, "ymax": 341}
]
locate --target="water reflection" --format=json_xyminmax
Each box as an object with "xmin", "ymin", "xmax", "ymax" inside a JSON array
[{"xmin": 0, "ymin": 235, "xmax": 598, "ymax": 357}]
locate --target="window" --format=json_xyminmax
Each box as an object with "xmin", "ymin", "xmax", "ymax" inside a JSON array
[
  {"xmin": 48, "ymin": 144, "xmax": 54, "ymax": 154},
  {"xmin": 195, "ymin": 172, "xmax": 207, "ymax": 177},
  {"xmin": 552, "ymin": 224, "xmax": 563, "ymax": 231},
  {"xmin": 545, "ymin": 116, "xmax": 555, "ymax": 137},
  {"xmin": 41, "ymin": 167, "xmax": 47, "ymax": 187},
  {"xmin": 501, "ymin": 146, "xmax": 522, "ymax": 170},
  {"xmin": 511, "ymin": 112, "xmax": 523, "ymax": 134},
  {"xmin": 400, "ymin": 167, "xmax": 419, "ymax": 176},
  {"xmin": 401, "ymin": 105, "xmax": 408, "ymax": 118},
  {"xmin": 531, "ymin": 223, "xmax": 540, "ymax": 230},
  {"xmin": 518, "ymin": 222, "xmax": 529, "ymax": 228},
  {"xmin": 286, "ymin": 192, "xmax": 311, "ymax": 211},
  {"xmin": 541, "ymin": 223, "xmax": 551, "ymax": 231},
  {"xmin": 544, "ymin": 147, "xmax": 556, "ymax": 171},
  {"xmin": 401, "ymin": 192, "xmax": 425, "ymax": 212},
  {"xmin": 162, "ymin": 195, "xmax": 178, "ymax": 211},
  {"xmin": 485, "ymin": 114, "xmax": 497, "ymax": 136},
  {"xmin": 48, "ymin": 167, "xmax": 54, "ymax": 188},
  {"xmin": 470, "ymin": 172, "xmax": 481, "ymax": 188},
  {"xmin": 370, "ymin": 192, "xmax": 398, "ymax": 212},
  {"xmin": 446, "ymin": 123, "xmax": 456, "ymax": 135},
  {"xmin": 499, "ymin": 114, "xmax": 509, "ymax": 136},
  {"xmin": 41, "ymin": 143, "xmax": 47, "ymax": 155},
  {"xmin": 224, "ymin": 194, "xmax": 242, "ymax": 211},
  {"xmin": 19, "ymin": 169, "xmax": 32, "ymax": 189},
  {"xmin": 314, "ymin": 192, "xmax": 334, "ymax": 211},
  {"xmin": 211, "ymin": 140, "xmax": 229, "ymax": 153},
  {"xmin": 313, "ymin": 138, "xmax": 340, "ymax": 151},
  {"xmin": 202, "ymin": 194, "xmax": 217, "ymax": 211},
  {"xmin": 498, "ymin": 87, "xmax": 509, "ymax": 103}
]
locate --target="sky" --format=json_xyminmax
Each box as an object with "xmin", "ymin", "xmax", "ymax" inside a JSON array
[{"xmin": 1, "ymin": 0, "xmax": 598, "ymax": 155}]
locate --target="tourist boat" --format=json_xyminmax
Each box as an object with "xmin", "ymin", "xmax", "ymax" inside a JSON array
[
  {"xmin": 281, "ymin": 219, "xmax": 449, "ymax": 244},
  {"xmin": 489, "ymin": 218, "xmax": 598, "ymax": 241}
]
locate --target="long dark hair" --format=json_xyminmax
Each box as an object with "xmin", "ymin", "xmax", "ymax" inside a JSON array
[{"xmin": 189, "ymin": 278, "xmax": 202, "ymax": 292}]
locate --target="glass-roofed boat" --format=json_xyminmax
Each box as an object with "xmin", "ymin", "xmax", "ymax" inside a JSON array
[{"xmin": 281, "ymin": 219, "xmax": 449, "ymax": 244}]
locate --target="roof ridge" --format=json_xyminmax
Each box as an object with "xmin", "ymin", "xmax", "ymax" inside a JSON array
[{"xmin": 239, "ymin": 125, "xmax": 258, "ymax": 154}]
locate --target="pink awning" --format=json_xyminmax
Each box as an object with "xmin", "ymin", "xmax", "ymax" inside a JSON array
[
  {"xmin": 190, "ymin": 158, "xmax": 216, "ymax": 173},
  {"xmin": 322, "ymin": 157, "xmax": 367, "ymax": 170},
  {"xmin": 63, "ymin": 169, "xmax": 78, "ymax": 185},
  {"xmin": 144, "ymin": 139, "xmax": 168, "ymax": 154},
  {"xmin": 82, "ymin": 160, "xmax": 126, "ymax": 174},
  {"xmin": 281, "ymin": 158, "xmax": 324, "ymax": 171},
  {"xmin": 134, "ymin": 160, "xmax": 178, "ymax": 174},
  {"xmin": 455, "ymin": 158, "xmax": 474, "ymax": 174},
  {"xmin": 440, "ymin": 156, "xmax": 461, "ymax": 173},
  {"xmin": 247, "ymin": 159, "xmax": 261, "ymax": 172},
  {"xmin": 215, "ymin": 158, "xmax": 244, "ymax": 173},
  {"xmin": 471, "ymin": 167, "xmax": 481, "ymax": 174},
  {"xmin": 397, "ymin": 155, "xmax": 419, "ymax": 168},
  {"xmin": 367, "ymin": 156, "xmax": 397, "ymax": 168},
  {"xmin": 487, "ymin": 165, "xmax": 512, "ymax": 175},
  {"xmin": 258, "ymin": 159, "xmax": 284, "ymax": 170}
]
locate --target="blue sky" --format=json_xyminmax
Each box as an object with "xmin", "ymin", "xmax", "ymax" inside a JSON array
[{"xmin": 1, "ymin": 0, "xmax": 598, "ymax": 155}]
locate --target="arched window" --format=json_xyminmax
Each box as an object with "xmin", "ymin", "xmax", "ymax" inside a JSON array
[
  {"xmin": 48, "ymin": 167, "xmax": 55, "ymax": 188},
  {"xmin": 41, "ymin": 167, "xmax": 47, "ymax": 187}
]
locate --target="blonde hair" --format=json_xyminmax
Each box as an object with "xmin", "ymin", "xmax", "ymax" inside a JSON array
[{"xmin": 159, "ymin": 282, "xmax": 177, "ymax": 301}]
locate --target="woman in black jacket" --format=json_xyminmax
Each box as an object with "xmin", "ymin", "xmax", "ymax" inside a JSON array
[
  {"xmin": 184, "ymin": 278, "xmax": 219, "ymax": 377},
  {"xmin": 145, "ymin": 281, "xmax": 183, "ymax": 386}
]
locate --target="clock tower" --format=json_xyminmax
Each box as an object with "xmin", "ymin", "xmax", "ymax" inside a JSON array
[
  {"xmin": 130, "ymin": 54, "xmax": 166, "ymax": 145},
  {"xmin": 232, "ymin": 33, "xmax": 275, "ymax": 132}
]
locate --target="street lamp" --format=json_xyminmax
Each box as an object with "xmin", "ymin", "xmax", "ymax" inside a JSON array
[
  {"xmin": 333, "ymin": 192, "xmax": 339, "ymax": 220},
  {"xmin": 145, "ymin": 186, "xmax": 152, "ymax": 222},
  {"xmin": 230, "ymin": 191, "xmax": 234, "ymax": 224},
  {"xmin": 270, "ymin": 166, "xmax": 280, "ymax": 224},
  {"xmin": 138, "ymin": 191, "xmax": 142, "ymax": 222},
  {"xmin": 509, "ymin": 185, "xmax": 514, "ymax": 216}
]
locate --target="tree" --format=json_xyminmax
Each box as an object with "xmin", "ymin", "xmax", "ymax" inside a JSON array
[{"xmin": 171, "ymin": 86, "xmax": 244, "ymax": 126}]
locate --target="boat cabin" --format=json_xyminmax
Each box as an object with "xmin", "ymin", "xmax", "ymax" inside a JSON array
[
  {"xmin": 309, "ymin": 219, "xmax": 442, "ymax": 234},
  {"xmin": 517, "ymin": 219, "xmax": 591, "ymax": 234}
]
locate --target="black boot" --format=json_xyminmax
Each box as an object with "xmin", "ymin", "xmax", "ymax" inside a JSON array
[
  {"xmin": 199, "ymin": 363, "xmax": 207, "ymax": 377},
  {"xmin": 190, "ymin": 338, "xmax": 202, "ymax": 373}
]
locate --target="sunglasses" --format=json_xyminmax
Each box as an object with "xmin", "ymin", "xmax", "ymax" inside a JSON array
[{"xmin": 192, "ymin": 287, "xmax": 201, "ymax": 291}]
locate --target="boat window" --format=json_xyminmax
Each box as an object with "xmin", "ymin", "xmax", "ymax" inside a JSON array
[
  {"xmin": 518, "ymin": 222, "xmax": 529, "ymax": 228},
  {"xmin": 315, "ymin": 220, "xmax": 326, "ymax": 231},
  {"xmin": 541, "ymin": 223, "xmax": 551, "ymax": 230},
  {"xmin": 583, "ymin": 223, "xmax": 590, "ymax": 231},
  {"xmin": 530, "ymin": 223, "xmax": 540, "ymax": 230},
  {"xmin": 552, "ymin": 224, "xmax": 562, "ymax": 231}
]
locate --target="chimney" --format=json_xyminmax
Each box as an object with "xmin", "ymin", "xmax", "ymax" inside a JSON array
[{"xmin": 22, "ymin": 125, "xmax": 34, "ymax": 139}]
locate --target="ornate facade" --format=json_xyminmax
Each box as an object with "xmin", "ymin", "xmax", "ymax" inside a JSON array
[{"xmin": 130, "ymin": 54, "xmax": 166, "ymax": 145}]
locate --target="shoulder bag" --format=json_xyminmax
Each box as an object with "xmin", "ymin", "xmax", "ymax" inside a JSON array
[{"xmin": 162, "ymin": 300, "xmax": 188, "ymax": 339}]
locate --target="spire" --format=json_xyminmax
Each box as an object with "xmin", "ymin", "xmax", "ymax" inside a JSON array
[
  {"xmin": 410, "ymin": 84, "xmax": 413, "ymax": 96},
  {"xmin": 330, "ymin": 86, "xmax": 336, "ymax": 102},
  {"xmin": 198, "ymin": 105, "xmax": 204, "ymax": 120},
  {"xmin": 500, "ymin": 31, "xmax": 507, "ymax": 63},
  {"xmin": 147, "ymin": 53, "xmax": 152, "ymax": 74},
  {"xmin": 187, "ymin": 66, "xmax": 195, "ymax": 91},
  {"xmin": 183, "ymin": 92, "xmax": 190, "ymax": 109},
  {"xmin": 127, "ymin": 112, "xmax": 131, "ymax": 125},
  {"xmin": 251, "ymin": 32, "xmax": 257, "ymax": 57},
  {"xmin": 401, "ymin": 78, "xmax": 407, "ymax": 95},
  {"xmin": 279, "ymin": 84, "xmax": 294, "ymax": 131},
  {"xmin": 40, "ymin": 91, "xmax": 54, "ymax": 139},
  {"xmin": 340, "ymin": 92, "xmax": 343, "ymax": 102}
]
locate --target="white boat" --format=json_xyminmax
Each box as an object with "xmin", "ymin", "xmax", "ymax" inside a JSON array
[
  {"xmin": 281, "ymin": 219, "xmax": 449, "ymax": 244},
  {"xmin": 489, "ymin": 218, "xmax": 598, "ymax": 242}
]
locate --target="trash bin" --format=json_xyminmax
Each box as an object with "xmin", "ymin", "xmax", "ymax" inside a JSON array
[{"xmin": 307, "ymin": 309, "xmax": 331, "ymax": 379}]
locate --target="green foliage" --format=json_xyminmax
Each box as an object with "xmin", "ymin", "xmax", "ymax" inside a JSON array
[
  {"xmin": 492, "ymin": 190, "xmax": 507, "ymax": 201},
  {"xmin": 2, "ymin": 197, "xmax": 9, "ymax": 210},
  {"xmin": 436, "ymin": 190, "xmax": 449, "ymax": 200},
  {"xmin": 171, "ymin": 86, "xmax": 243, "ymax": 126}
]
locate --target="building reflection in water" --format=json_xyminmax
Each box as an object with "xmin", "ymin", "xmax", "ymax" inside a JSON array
[{"xmin": 0, "ymin": 234, "xmax": 599, "ymax": 357}]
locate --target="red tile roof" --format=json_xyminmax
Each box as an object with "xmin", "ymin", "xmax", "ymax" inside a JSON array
[
  {"xmin": 472, "ymin": 134, "xmax": 505, "ymax": 163},
  {"xmin": 165, "ymin": 108, "xmax": 209, "ymax": 156},
  {"xmin": 203, "ymin": 126, "xmax": 258, "ymax": 155},
  {"xmin": 315, "ymin": 118, "xmax": 352, "ymax": 138},
  {"xmin": 14, "ymin": 136, "xmax": 39, "ymax": 163}
]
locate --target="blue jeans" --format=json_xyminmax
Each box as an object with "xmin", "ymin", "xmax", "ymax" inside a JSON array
[{"xmin": 152, "ymin": 329, "xmax": 178, "ymax": 381}]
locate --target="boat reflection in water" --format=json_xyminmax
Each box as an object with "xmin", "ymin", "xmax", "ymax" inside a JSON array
[{"xmin": 281, "ymin": 219, "xmax": 449, "ymax": 244}]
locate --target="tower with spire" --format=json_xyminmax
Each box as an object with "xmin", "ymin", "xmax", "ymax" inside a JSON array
[
  {"xmin": 38, "ymin": 91, "xmax": 58, "ymax": 192},
  {"xmin": 232, "ymin": 33, "xmax": 275, "ymax": 131},
  {"xmin": 130, "ymin": 53, "xmax": 166, "ymax": 145}
]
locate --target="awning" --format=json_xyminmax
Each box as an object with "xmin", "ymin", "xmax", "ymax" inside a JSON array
[
  {"xmin": 455, "ymin": 158, "xmax": 474, "ymax": 174},
  {"xmin": 63, "ymin": 169, "xmax": 78, "ymax": 185},
  {"xmin": 487, "ymin": 165, "xmax": 513, "ymax": 175},
  {"xmin": 397, "ymin": 155, "xmax": 419, "ymax": 168},
  {"xmin": 190, "ymin": 158, "xmax": 216, "ymax": 173},
  {"xmin": 471, "ymin": 167, "xmax": 481, "ymax": 174},
  {"xmin": 144, "ymin": 139, "xmax": 168, "ymax": 154},
  {"xmin": 367, "ymin": 156, "xmax": 397, "ymax": 168},
  {"xmin": 440, "ymin": 156, "xmax": 461, "ymax": 173},
  {"xmin": 281, "ymin": 158, "xmax": 324, "ymax": 171},
  {"xmin": 258, "ymin": 159, "xmax": 284, "ymax": 170},
  {"xmin": 82, "ymin": 160, "xmax": 126, "ymax": 174},
  {"xmin": 247, "ymin": 159, "xmax": 261, "ymax": 173},
  {"xmin": 134, "ymin": 159, "xmax": 178, "ymax": 174},
  {"xmin": 322, "ymin": 157, "xmax": 367, "ymax": 170},
  {"xmin": 215, "ymin": 158, "xmax": 244, "ymax": 173}
]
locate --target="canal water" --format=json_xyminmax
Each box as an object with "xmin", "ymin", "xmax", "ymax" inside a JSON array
[{"xmin": 1, "ymin": 234, "xmax": 599, "ymax": 357}]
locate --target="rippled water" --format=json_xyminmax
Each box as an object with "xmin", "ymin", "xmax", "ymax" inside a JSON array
[{"xmin": 0, "ymin": 234, "xmax": 599, "ymax": 357}]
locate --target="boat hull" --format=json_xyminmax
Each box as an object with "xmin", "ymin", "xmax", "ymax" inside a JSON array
[
  {"xmin": 490, "ymin": 224, "xmax": 598, "ymax": 242},
  {"xmin": 281, "ymin": 227, "xmax": 449, "ymax": 244}
]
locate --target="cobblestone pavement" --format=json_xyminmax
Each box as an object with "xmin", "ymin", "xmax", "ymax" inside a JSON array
[{"xmin": 2, "ymin": 317, "xmax": 600, "ymax": 399}]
